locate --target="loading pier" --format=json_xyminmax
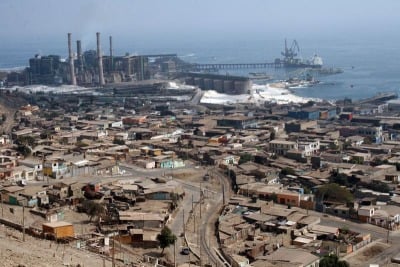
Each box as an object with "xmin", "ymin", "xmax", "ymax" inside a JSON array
[{"xmin": 180, "ymin": 62, "xmax": 282, "ymax": 71}]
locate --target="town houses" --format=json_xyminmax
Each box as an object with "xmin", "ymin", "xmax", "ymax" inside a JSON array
[{"xmin": 1, "ymin": 88, "xmax": 400, "ymax": 266}]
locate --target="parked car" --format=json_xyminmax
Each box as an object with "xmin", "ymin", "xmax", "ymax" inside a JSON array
[{"xmin": 181, "ymin": 247, "xmax": 190, "ymax": 255}]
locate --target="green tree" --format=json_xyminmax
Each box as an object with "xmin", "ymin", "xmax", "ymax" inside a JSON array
[
  {"xmin": 316, "ymin": 183, "xmax": 353, "ymax": 203},
  {"xmin": 113, "ymin": 139, "xmax": 125, "ymax": 145},
  {"xmin": 360, "ymin": 181, "xmax": 391, "ymax": 193},
  {"xmin": 16, "ymin": 144, "xmax": 31, "ymax": 157},
  {"xmin": 349, "ymin": 157, "xmax": 364, "ymax": 165},
  {"xmin": 329, "ymin": 142, "xmax": 339, "ymax": 150},
  {"xmin": 329, "ymin": 172, "xmax": 349, "ymax": 187},
  {"xmin": 82, "ymin": 200, "xmax": 106, "ymax": 222},
  {"xmin": 239, "ymin": 153, "xmax": 254, "ymax": 164},
  {"xmin": 370, "ymin": 157, "xmax": 388, "ymax": 167},
  {"xmin": 319, "ymin": 254, "xmax": 349, "ymax": 267},
  {"xmin": 16, "ymin": 135, "xmax": 35, "ymax": 147},
  {"xmin": 44, "ymin": 111, "xmax": 60, "ymax": 121},
  {"xmin": 269, "ymin": 131, "xmax": 276, "ymax": 141},
  {"xmin": 268, "ymin": 193, "xmax": 278, "ymax": 203},
  {"xmin": 341, "ymin": 141, "xmax": 352, "ymax": 151},
  {"xmin": 156, "ymin": 226, "xmax": 177, "ymax": 255},
  {"xmin": 40, "ymin": 130, "xmax": 53, "ymax": 139},
  {"xmin": 76, "ymin": 141, "xmax": 89, "ymax": 148},
  {"xmin": 280, "ymin": 167, "xmax": 296, "ymax": 176}
]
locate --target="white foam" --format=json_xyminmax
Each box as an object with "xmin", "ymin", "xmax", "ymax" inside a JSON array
[
  {"xmin": 166, "ymin": 81, "xmax": 196, "ymax": 90},
  {"xmin": 0, "ymin": 66, "xmax": 27, "ymax": 72},
  {"xmin": 4, "ymin": 84, "xmax": 90, "ymax": 94},
  {"xmin": 179, "ymin": 53, "xmax": 195, "ymax": 58},
  {"xmin": 200, "ymin": 83, "xmax": 319, "ymax": 105}
]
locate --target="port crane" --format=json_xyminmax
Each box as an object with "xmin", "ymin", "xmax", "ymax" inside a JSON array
[{"xmin": 281, "ymin": 39, "xmax": 300, "ymax": 62}]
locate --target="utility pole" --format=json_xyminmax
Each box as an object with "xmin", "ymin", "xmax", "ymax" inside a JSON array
[
  {"xmin": 22, "ymin": 205, "xmax": 25, "ymax": 242},
  {"xmin": 199, "ymin": 183, "xmax": 202, "ymax": 219},
  {"xmin": 222, "ymin": 182, "xmax": 225, "ymax": 205},
  {"xmin": 387, "ymin": 216, "xmax": 390, "ymax": 244},
  {"xmin": 193, "ymin": 214, "xmax": 196, "ymax": 233},
  {"xmin": 183, "ymin": 208, "xmax": 185, "ymax": 236},
  {"xmin": 112, "ymin": 233, "xmax": 115, "ymax": 267},
  {"xmin": 119, "ymin": 235, "xmax": 122, "ymax": 262},
  {"xmin": 174, "ymin": 240, "xmax": 176, "ymax": 267},
  {"xmin": 199, "ymin": 226, "xmax": 202, "ymax": 267},
  {"xmin": 247, "ymin": 177, "xmax": 249, "ymax": 197}
]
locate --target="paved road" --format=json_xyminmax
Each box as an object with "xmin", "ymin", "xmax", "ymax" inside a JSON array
[
  {"xmin": 166, "ymin": 181, "xmax": 200, "ymax": 266},
  {"xmin": 198, "ymin": 168, "xmax": 232, "ymax": 267},
  {"xmin": 164, "ymin": 166, "xmax": 232, "ymax": 267}
]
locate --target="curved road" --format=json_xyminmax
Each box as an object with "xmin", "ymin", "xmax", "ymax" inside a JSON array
[{"xmin": 198, "ymin": 168, "xmax": 232, "ymax": 267}]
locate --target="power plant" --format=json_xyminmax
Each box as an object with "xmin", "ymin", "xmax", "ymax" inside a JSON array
[
  {"xmin": 10, "ymin": 32, "xmax": 285, "ymax": 95},
  {"xmin": 17, "ymin": 32, "xmax": 177, "ymax": 87}
]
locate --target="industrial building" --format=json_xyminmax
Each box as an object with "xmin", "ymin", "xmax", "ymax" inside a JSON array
[
  {"xmin": 27, "ymin": 54, "xmax": 63, "ymax": 84},
  {"xmin": 11, "ymin": 32, "xmax": 175, "ymax": 87},
  {"xmin": 181, "ymin": 72, "xmax": 252, "ymax": 94}
]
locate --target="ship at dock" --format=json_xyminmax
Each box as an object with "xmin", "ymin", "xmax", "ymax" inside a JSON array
[{"xmin": 275, "ymin": 39, "xmax": 323, "ymax": 69}]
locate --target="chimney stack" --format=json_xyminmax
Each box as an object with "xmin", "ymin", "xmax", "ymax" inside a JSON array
[
  {"xmin": 68, "ymin": 33, "xmax": 77, "ymax": 85},
  {"xmin": 96, "ymin": 32, "xmax": 105, "ymax": 86},
  {"xmin": 76, "ymin": 40, "xmax": 83, "ymax": 72},
  {"xmin": 109, "ymin": 36, "xmax": 113, "ymax": 72}
]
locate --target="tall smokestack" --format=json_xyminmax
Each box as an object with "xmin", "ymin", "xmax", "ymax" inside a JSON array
[
  {"xmin": 96, "ymin": 32, "xmax": 105, "ymax": 86},
  {"xmin": 68, "ymin": 33, "xmax": 77, "ymax": 85},
  {"xmin": 76, "ymin": 40, "xmax": 83, "ymax": 72},
  {"xmin": 109, "ymin": 36, "xmax": 113, "ymax": 72}
]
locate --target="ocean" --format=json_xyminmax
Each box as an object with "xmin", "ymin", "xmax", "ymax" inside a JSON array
[{"xmin": 1, "ymin": 36, "xmax": 399, "ymax": 101}]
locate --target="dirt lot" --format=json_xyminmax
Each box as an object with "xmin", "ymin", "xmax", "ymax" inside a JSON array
[
  {"xmin": 0, "ymin": 204, "xmax": 143, "ymax": 267},
  {"xmin": 172, "ymin": 166, "xmax": 223, "ymax": 191},
  {"xmin": 0, "ymin": 225, "xmax": 117, "ymax": 267},
  {"xmin": 345, "ymin": 241, "xmax": 390, "ymax": 267}
]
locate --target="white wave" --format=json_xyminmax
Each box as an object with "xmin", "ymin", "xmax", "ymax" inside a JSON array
[
  {"xmin": 200, "ymin": 83, "xmax": 320, "ymax": 105},
  {"xmin": 0, "ymin": 66, "xmax": 27, "ymax": 72},
  {"xmin": 166, "ymin": 81, "xmax": 196, "ymax": 90},
  {"xmin": 179, "ymin": 53, "xmax": 195, "ymax": 58},
  {"xmin": 4, "ymin": 84, "xmax": 90, "ymax": 94}
]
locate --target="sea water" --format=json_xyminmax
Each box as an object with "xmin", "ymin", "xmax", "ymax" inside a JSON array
[{"xmin": 1, "ymin": 36, "xmax": 399, "ymax": 102}]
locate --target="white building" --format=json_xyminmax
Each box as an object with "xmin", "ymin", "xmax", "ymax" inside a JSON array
[{"xmin": 298, "ymin": 140, "xmax": 320, "ymax": 156}]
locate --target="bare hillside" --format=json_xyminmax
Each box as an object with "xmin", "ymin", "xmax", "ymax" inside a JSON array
[{"xmin": 0, "ymin": 92, "xmax": 27, "ymax": 133}]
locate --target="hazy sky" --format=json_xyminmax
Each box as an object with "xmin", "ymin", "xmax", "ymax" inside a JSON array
[{"xmin": 1, "ymin": 0, "xmax": 400, "ymax": 48}]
